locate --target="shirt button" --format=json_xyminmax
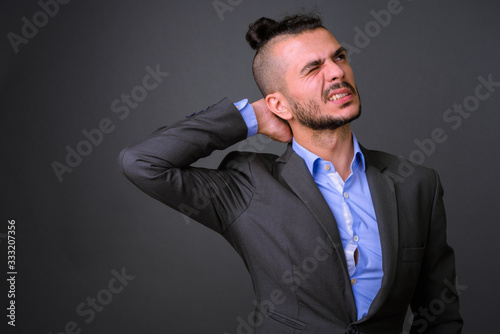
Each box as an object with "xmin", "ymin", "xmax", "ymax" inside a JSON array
[
  {"xmin": 324, "ymin": 165, "xmax": 331, "ymax": 171},
  {"xmin": 351, "ymin": 278, "xmax": 357, "ymax": 285},
  {"xmin": 353, "ymin": 235, "xmax": 359, "ymax": 242},
  {"xmin": 344, "ymin": 192, "xmax": 349, "ymax": 199}
]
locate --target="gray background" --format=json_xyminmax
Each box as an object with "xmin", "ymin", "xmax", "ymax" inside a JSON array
[{"xmin": 1, "ymin": 0, "xmax": 499, "ymax": 333}]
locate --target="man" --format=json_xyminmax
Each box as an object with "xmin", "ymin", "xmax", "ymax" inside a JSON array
[{"xmin": 119, "ymin": 14, "xmax": 462, "ymax": 333}]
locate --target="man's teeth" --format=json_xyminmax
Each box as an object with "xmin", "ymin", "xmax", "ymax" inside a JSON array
[{"xmin": 329, "ymin": 93, "xmax": 349, "ymax": 101}]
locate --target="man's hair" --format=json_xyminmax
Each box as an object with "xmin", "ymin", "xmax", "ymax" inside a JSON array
[{"xmin": 246, "ymin": 14, "xmax": 324, "ymax": 96}]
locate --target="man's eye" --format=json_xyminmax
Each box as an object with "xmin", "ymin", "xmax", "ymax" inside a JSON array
[
  {"xmin": 308, "ymin": 67, "xmax": 319, "ymax": 74},
  {"xmin": 335, "ymin": 54, "xmax": 346, "ymax": 61}
]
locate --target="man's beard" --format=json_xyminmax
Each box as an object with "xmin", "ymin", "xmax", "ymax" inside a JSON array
[{"xmin": 289, "ymin": 83, "xmax": 362, "ymax": 131}]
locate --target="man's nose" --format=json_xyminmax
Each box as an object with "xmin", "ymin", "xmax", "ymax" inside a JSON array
[{"xmin": 324, "ymin": 60, "xmax": 345, "ymax": 82}]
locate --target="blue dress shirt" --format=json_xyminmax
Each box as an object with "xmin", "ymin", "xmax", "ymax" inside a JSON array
[
  {"xmin": 234, "ymin": 99, "xmax": 258, "ymax": 137},
  {"xmin": 234, "ymin": 99, "xmax": 384, "ymax": 320}
]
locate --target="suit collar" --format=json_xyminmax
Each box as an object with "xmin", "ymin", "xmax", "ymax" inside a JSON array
[{"xmin": 276, "ymin": 142, "xmax": 294, "ymax": 163}]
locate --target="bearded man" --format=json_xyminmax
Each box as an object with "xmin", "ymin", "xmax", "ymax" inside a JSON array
[{"xmin": 120, "ymin": 14, "xmax": 462, "ymax": 334}]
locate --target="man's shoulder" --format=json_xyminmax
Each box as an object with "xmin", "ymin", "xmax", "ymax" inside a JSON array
[{"xmin": 362, "ymin": 147, "xmax": 438, "ymax": 186}]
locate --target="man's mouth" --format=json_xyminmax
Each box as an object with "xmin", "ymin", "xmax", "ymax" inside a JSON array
[
  {"xmin": 323, "ymin": 83, "xmax": 356, "ymax": 104},
  {"xmin": 326, "ymin": 88, "xmax": 352, "ymax": 103},
  {"xmin": 328, "ymin": 92, "xmax": 350, "ymax": 101}
]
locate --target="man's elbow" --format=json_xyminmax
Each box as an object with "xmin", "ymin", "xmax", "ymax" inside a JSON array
[{"xmin": 118, "ymin": 147, "xmax": 142, "ymax": 181}]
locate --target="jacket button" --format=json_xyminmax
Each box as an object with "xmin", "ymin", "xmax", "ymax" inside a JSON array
[{"xmin": 347, "ymin": 325, "xmax": 358, "ymax": 334}]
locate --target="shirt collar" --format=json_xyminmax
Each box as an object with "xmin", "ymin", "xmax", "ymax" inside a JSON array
[{"xmin": 292, "ymin": 133, "xmax": 366, "ymax": 177}]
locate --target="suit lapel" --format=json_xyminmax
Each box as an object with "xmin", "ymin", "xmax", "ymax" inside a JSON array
[
  {"xmin": 277, "ymin": 145, "xmax": 349, "ymax": 276},
  {"xmin": 360, "ymin": 146, "xmax": 399, "ymax": 319}
]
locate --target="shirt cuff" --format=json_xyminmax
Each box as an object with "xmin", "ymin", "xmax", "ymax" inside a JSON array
[{"xmin": 234, "ymin": 99, "xmax": 258, "ymax": 138}]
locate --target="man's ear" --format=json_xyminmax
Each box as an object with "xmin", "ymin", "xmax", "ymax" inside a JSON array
[{"xmin": 265, "ymin": 92, "xmax": 293, "ymax": 121}]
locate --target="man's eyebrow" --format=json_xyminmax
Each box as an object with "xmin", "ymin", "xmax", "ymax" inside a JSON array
[
  {"xmin": 300, "ymin": 47, "xmax": 347, "ymax": 75},
  {"xmin": 332, "ymin": 46, "xmax": 347, "ymax": 59}
]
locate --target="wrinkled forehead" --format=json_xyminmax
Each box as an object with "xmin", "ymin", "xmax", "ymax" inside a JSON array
[{"xmin": 270, "ymin": 28, "xmax": 341, "ymax": 73}]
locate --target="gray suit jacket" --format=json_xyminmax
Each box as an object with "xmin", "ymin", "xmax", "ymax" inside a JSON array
[{"xmin": 119, "ymin": 98, "xmax": 462, "ymax": 334}]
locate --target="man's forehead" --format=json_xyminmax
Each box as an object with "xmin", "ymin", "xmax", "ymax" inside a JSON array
[{"xmin": 271, "ymin": 29, "xmax": 341, "ymax": 66}]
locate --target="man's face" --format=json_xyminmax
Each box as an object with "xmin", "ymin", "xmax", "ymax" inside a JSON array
[{"xmin": 274, "ymin": 28, "xmax": 361, "ymax": 130}]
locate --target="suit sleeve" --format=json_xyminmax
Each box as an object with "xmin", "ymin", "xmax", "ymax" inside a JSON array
[
  {"xmin": 410, "ymin": 170, "xmax": 463, "ymax": 333},
  {"xmin": 118, "ymin": 97, "xmax": 254, "ymax": 233}
]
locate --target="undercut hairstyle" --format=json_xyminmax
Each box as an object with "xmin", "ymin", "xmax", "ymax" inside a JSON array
[{"xmin": 246, "ymin": 14, "xmax": 325, "ymax": 96}]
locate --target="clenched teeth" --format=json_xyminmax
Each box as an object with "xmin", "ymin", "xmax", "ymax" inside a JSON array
[{"xmin": 329, "ymin": 93, "xmax": 349, "ymax": 101}]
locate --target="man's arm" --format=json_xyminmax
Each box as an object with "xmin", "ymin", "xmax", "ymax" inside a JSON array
[
  {"xmin": 119, "ymin": 97, "xmax": 291, "ymax": 232},
  {"xmin": 410, "ymin": 170, "xmax": 463, "ymax": 333}
]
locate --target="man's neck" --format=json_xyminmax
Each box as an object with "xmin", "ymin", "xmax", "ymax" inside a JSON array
[{"xmin": 294, "ymin": 124, "xmax": 354, "ymax": 181}]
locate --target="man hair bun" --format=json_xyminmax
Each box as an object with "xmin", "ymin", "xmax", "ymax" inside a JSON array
[
  {"xmin": 246, "ymin": 14, "xmax": 324, "ymax": 51},
  {"xmin": 245, "ymin": 17, "xmax": 279, "ymax": 50}
]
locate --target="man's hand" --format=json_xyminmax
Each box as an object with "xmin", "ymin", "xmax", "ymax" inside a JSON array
[{"xmin": 251, "ymin": 99, "xmax": 293, "ymax": 143}]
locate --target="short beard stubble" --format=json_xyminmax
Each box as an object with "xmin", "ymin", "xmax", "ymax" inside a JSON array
[{"xmin": 289, "ymin": 82, "xmax": 362, "ymax": 131}]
